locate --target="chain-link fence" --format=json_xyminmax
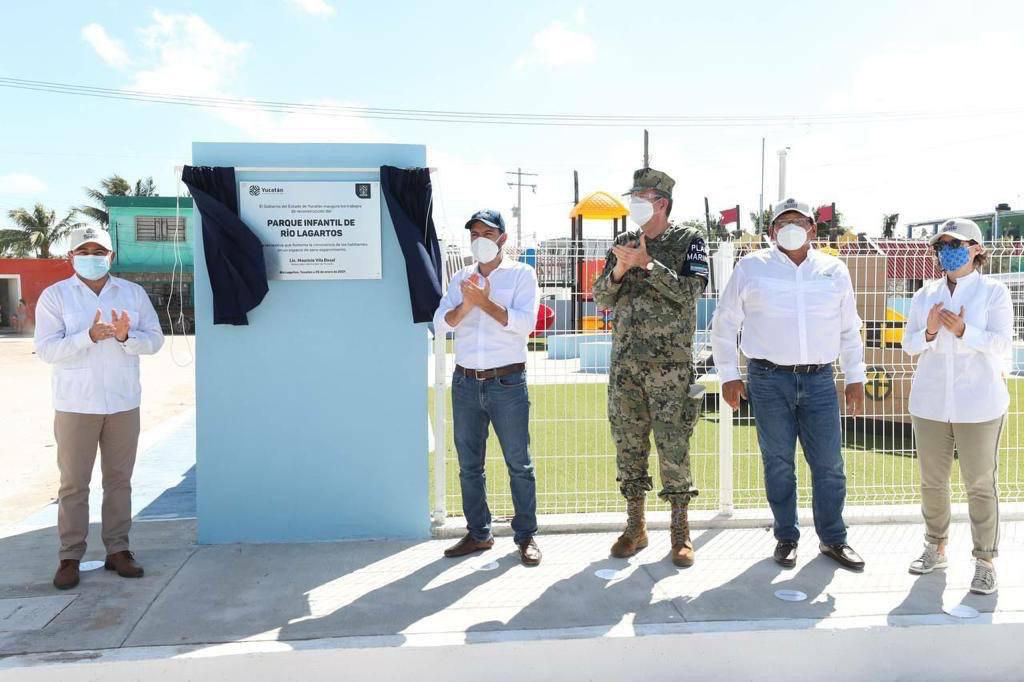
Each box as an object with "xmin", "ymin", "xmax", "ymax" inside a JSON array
[{"xmin": 431, "ymin": 236, "xmax": 1024, "ymax": 520}]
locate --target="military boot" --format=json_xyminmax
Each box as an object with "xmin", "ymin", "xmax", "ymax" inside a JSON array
[
  {"xmin": 610, "ymin": 496, "xmax": 648, "ymax": 558},
  {"xmin": 670, "ymin": 503, "xmax": 695, "ymax": 567}
]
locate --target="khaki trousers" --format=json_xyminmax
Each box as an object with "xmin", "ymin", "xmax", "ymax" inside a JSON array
[
  {"xmin": 912, "ymin": 415, "xmax": 1003, "ymax": 560},
  {"xmin": 55, "ymin": 408, "xmax": 140, "ymax": 561}
]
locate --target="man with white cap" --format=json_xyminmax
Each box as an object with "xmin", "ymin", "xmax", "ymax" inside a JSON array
[
  {"xmin": 711, "ymin": 198, "xmax": 867, "ymax": 570},
  {"xmin": 34, "ymin": 226, "xmax": 164, "ymax": 590}
]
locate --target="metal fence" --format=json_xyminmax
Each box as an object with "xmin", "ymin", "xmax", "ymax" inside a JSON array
[{"xmin": 430, "ymin": 236, "xmax": 1024, "ymax": 522}]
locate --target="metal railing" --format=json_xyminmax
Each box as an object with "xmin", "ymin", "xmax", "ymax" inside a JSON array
[{"xmin": 430, "ymin": 237, "xmax": 1024, "ymax": 522}]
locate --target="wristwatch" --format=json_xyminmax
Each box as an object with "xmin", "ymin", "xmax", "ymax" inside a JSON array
[{"xmin": 645, "ymin": 260, "xmax": 655, "ymax": 271}]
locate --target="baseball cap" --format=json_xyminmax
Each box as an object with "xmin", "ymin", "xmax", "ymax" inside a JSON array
[
  {"xmin": 770, "ymin": 198, "xmax": 814, "ymax": 223},
  {"xmin": 68, "ymin": 226, "xmax": 113, "ymax": 252},
  {"xmin": 623, "ymin": 168, "xmax": 674, "ymax": 198},
  {"xmin": 465, "ymin": 209, "xmax": 506, "ymax": 233},
  {"xmin": 929, "ymin": 218, "xmax": 984, "ymax": 245}
]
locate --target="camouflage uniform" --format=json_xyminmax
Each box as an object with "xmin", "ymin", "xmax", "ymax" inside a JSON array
[{"xmin": 593, "ymin": 169, "xmax": 708, "ymax": 505}]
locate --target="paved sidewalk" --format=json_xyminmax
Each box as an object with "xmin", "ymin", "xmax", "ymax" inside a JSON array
[{"xmin": 1, "ymin": 517, "xmax": 1022, "ymax": 666}]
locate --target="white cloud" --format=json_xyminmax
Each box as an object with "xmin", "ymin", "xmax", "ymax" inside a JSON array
[
  {"xmin": 81, "ymin": 23, "xmax": 130, "ymax": 69},
  {"xmin": 0, "ymin": 173, "xmax": 47, "ymax": 194},
  {"xmin": 288, "ymin": 0, "xmax": 336, "ymax": 17},
  {"xmin": 117, "ymin": 11, "xmax": 380, "ymax": 142},
  {"xmin": 514, "ymin": 20, "xmax": 597, "ymax": 71},
  {"xmin": 132, "ymin": 11, "xmax": 248, "ymax": 95}
]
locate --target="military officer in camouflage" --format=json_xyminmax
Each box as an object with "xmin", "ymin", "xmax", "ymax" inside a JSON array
[{"xmin": 593, "ymin": 168, "xmax": 709, "ymax": 567}]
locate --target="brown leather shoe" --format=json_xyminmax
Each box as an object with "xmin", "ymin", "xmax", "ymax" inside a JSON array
[
  {"xmin": 105, "ymin": 551, "xmax": 144, "ymax": 578},
  {"xmin": 53, "ymin": 559, "xmax": 80, "ymax": 590},
  {"xmin": 444, "ymin": 534, "xmax": 494, "ymax": 558},
  {"xmin": 518, "ymin": 538, "xmax": 542, "ymax": 566}
]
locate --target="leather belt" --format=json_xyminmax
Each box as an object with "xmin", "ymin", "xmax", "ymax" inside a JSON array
[
  {"xmin": 456, "ymin": 363, "xmax": 526, "ymax": 380},
  {"xmin": 750, "ymin": 358, "xmax": 827, "ymax": 374}
]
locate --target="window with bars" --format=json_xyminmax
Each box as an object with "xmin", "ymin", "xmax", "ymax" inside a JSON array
[{"xmin": 135, "ymin": 216, "xmax": 186, "ymax": 242}]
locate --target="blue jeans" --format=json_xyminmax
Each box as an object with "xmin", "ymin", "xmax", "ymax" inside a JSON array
[
  {"xmin": 746, "ymin": 361, "xmax": 848, "ymax": 545},
  {"xmin": 452, "ymin": 369, "xmax": 537, "ymax": 544}
]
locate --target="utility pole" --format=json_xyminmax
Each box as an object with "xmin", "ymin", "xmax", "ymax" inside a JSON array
[
  {"xmin": 777, "ymin": 147, "xmax": 790, "ymax": 201},
  {"xmin": 759, "ymin": 137, "xmax": 765, "ymax": 233},
  {"xmin": 643, "ymin": 129, "xmax": 650, "ymax": 168},
  {"xmin": 506, "ymin": 168, "xmax": 538, "ymax": 248}
]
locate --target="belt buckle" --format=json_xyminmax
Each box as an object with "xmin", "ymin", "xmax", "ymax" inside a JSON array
[{"xmin": 474, "ymin": 368, "xmax": 492, "ymax": 381}]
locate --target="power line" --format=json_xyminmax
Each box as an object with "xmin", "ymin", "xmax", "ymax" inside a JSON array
[{"xmin": 2, "ymin": 76, "xmax": 1024, "ymax": 128}]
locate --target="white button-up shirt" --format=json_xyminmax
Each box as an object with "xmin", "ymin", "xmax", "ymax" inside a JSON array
[
  {"xmin": 711, "ymin": 246, "xmax": 866, "ymax": 384},
  {"xmin": 902, "ymin": 271, "xmax": 1014, "ymax": 423},
  {"xmin": 433, "ymin": 258, "xmax": 540, "ymax": 370},
  {"xmin": 34, "ymin": 275, "xmax": 165, "ymax": 415}
]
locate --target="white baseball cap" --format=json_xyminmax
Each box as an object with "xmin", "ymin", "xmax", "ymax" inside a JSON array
[
  {"xmin": 929, "ymin": 218, "xmax": 984, "ymax": 246},
  {"xmin": 770, "ymin": 197, "xmax": 814, "ymax": 223},
  {"xmin": 68, "ymin": 226, "xmax": 113, "ymax": 252}
]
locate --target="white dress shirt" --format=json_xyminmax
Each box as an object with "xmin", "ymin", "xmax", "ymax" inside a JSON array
[
  {"xmin": 711, "ymin": 246, "xmax": 866, "ymax": 384},
  {"xmin": 902, "ymin": 271, "xmax": 1014, "ymax": 423},
  {"xmin": 34, "ymin": 275, "xmax": 165, "ymax": 415},
  {"xmin": 433, "ymin": 257, "xmax": 540, "ymax": 370}
]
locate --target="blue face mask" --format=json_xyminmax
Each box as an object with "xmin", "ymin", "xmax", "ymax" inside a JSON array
[
  {"xmin": 937, "ymin": 245, "xmax": 970, "ymax": 272},
  {"xmin": 73, "ymin": 254, "xmax": 111, "ymax": 281}
]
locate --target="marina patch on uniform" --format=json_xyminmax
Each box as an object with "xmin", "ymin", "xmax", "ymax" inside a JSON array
[{"xmin": 685, "ymin": 238, "xmax": 709, "ymax": 280}]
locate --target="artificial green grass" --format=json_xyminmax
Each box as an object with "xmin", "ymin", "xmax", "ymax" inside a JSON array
[{"xmin": 429, "ymin": 379, "xmax": 1024, "ymax": 516}]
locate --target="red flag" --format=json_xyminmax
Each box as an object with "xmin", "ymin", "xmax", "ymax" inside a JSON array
[
  {"xmin": 720, "ymin": 207, "xmax": 739, "ymax": 225},
  {"xmin": 817, "ymin": 204, "xmax": 834, "ymax": 223}
]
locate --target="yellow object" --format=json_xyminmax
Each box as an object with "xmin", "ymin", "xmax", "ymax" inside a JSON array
[
  {"xmin": 581, "ymin": 315, "xmax": 605, "ymax": 331},
  {"xmin": 818, "ymin": 246, "xmax": 840, "ymax": 257},
  {"xmin": 570, "ymin": 192, "xmax": 629, "ymax": 219}
]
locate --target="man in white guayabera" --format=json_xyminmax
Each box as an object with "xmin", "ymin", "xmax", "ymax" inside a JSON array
[
  {"xmin": 711, "ymin": 198, "xmax": 867, "ymax": 572},
  {"xmin": 34, "ymin": 226, "xmax": 164, "ymax": 590}
]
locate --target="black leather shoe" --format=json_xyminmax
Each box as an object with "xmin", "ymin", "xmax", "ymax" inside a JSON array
[
  {"xmin": 773, "ymin": 540, "xmax": 798, "ymax": 568},
  {"xmin": 819, "ymin": 542, "xmax": 865, "ymax": 571},
  {"xmin": 518, "ymin": 537, "xmax": 542, "ymax": 566}
]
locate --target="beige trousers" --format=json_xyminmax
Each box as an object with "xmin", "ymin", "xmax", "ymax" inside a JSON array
[
  {"xmin": 912, "ymin": 415, "xmax": 1003, "ymax": 560},
  {"xmin": 55, "ymin": 408, "xmax": 140, "ymax": 561}
]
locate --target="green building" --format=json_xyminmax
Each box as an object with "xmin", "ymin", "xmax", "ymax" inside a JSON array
[{"xmin": 106, "ymin": 196, "xmax": 195, "ymax": 333}]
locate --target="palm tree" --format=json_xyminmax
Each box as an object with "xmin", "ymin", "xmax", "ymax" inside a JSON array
[
  {"xmin": 78, "ymin": 174, "xmax": 158, "ymax": 226},
  {"xmin": 1, "ymin": 204, "xmax": 85, "ymax": 258}
]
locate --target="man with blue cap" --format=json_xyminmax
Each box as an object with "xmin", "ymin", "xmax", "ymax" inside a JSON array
[{"xmin": 433, "ymin": 210, "xmax": 542, "ymax": 566}]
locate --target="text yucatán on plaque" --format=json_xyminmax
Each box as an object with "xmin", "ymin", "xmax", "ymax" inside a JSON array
[{"xmin": 239, "ymin": 181, "xmax": 382, "ymax": 280}]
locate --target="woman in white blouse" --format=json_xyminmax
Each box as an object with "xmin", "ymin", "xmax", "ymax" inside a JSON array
[{"xmin": 902, "ymin": 218, "xmax": 1014, "ymax": 595}]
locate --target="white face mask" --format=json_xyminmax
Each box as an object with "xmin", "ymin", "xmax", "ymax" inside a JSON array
[
  {"xmin": 775, "ymin": 223, "xmax": 808, "ymax": 250},
  {"xmin": 628, "ymin": 198, "xmax": 655, "ymax": 227},
  {"xmin": 470, "ymin": 235, "xmax": 501, "ymax": 263}
]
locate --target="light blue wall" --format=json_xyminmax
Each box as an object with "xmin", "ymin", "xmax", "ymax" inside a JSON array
[{"xmin": 192, "ymin": 143, "xmax": 429, "ymax": 543}]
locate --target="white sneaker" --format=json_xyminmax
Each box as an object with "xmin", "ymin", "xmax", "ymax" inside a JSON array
[
  {"xmin": 908, "ymin": 543, "xmax": 947, "ymax": 574},
  {"xmin": 970, "ymin": 560, "xmax": 997, "ymax": 595}
]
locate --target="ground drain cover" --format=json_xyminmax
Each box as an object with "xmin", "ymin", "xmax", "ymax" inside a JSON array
[
  {"xmin": 774, "ymin": 589, "xmax": 808, "ymax": 602},
  {"xmin": 0, "ymin": 596, "xmax": 76, "ymax": 632}
]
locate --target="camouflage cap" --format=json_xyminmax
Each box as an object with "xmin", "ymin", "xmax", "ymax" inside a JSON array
[{"xmin": 623, "ymin": 167, "xmax": 674, "ymax": 198}]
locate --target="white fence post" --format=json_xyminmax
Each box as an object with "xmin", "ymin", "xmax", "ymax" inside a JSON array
[
  {"xmin": 431, "ymin": 239, "xmax": 451, "ymax": 527},
  {"xmin": 431, "ymin": 327, "xmax": 447, "ymax": 526},
  {"xmin": 713, "ymin": 242, "xmax": 735, "ymax": 515}
]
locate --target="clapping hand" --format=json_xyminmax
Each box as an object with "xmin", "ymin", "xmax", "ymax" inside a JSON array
[
  {"xmin": 939, "ymin": 306, "xmax": 966, "ymax": 338},
  {"xmin": 111, "ymin": 309, "xmax": 131, "ymax": 342},
  {"xmin": 88, "ymin": 309, "xmax": 116, "ymax": 343},
  {"xmin": 460, "ymin": 273, "xmax": 490, "ymax": 308},
  {"xmin": 611, "ymin": 234, "xmax": 652, "ymax": 278}
]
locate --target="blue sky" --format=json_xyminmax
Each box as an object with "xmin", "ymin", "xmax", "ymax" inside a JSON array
[{"xmin": 1, "ymin": 0, "xmax": 1022, "ymax": 246}]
